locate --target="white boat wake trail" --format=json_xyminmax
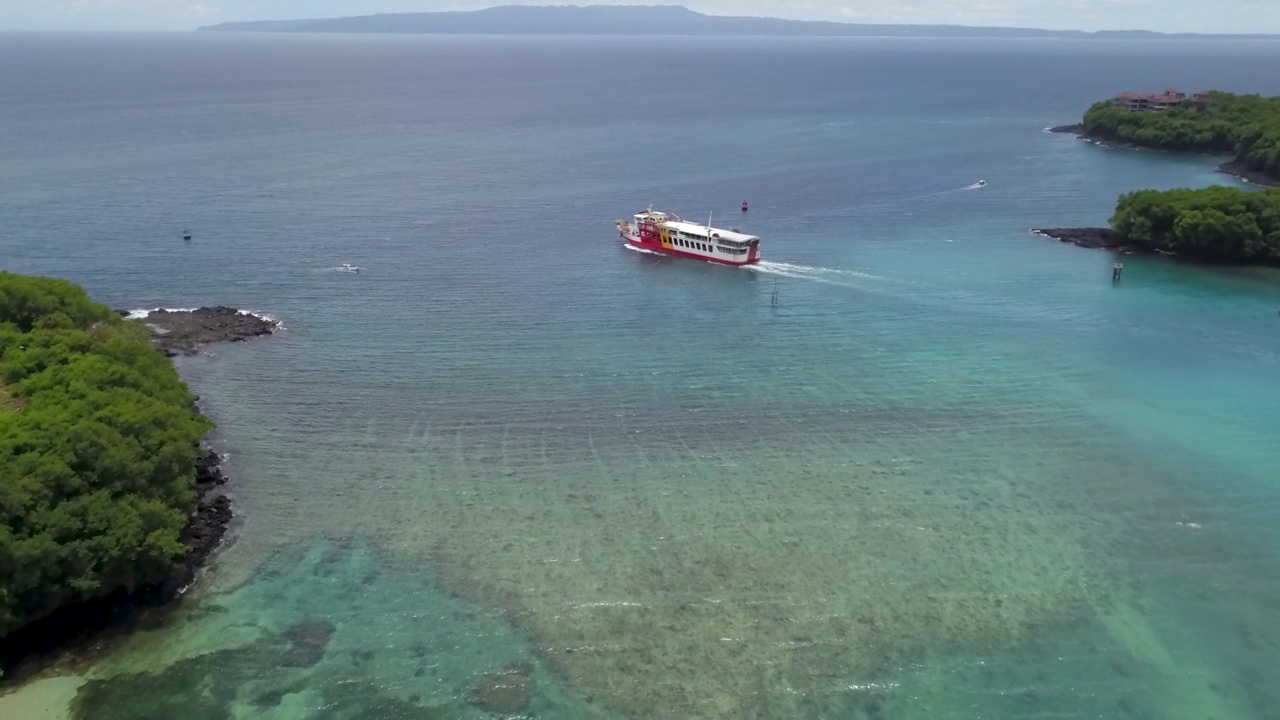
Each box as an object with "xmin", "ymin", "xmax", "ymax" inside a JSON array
[
  {"xmin": 820, "ymin": 181, "xmax": 985, "ymax": 219},
  {"xmin": 625, "ymin": 243, "xmax": 889, "ymax": 289},
  {"xmin": 749, "ymin": 260, "xmax": 885, "ymax": 287}
]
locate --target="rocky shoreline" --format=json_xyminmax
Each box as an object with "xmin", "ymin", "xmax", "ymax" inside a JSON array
[
  {"xmin": 1030, "ymin": 227, "xmax": 1280, "ymax": 267},
  {"xmin": 124, "ymin": 305, "xmax": 278, "ymax": 357},
  {"xmin": 0, "ymin": 307, "xmax": 274, "ymax": 683},
  {"xmin": 1216, "ymin": 158, "xmax": 1280, "ymax": 187},
  {"xmin": 1047, "ymin": 124, "xmax": 1278, "ymax": 187},
  {"xmin": 1031, "ymin": 227, "xmax": 1195, "ymax": 262},
  {"xmin": 1046, "ymin": 123, "xmax": 1083, "ymax": 135},
  {"xmin": 1048, "ymin": 123, "xmax": 1148, "ymax": 152},
  {"xmin": 176, "ymin": 446, "xmax": 234, "ymax": 594},
  {"xmin": 0, "ymin": 444, "xmax": 234, "ymax": 681},
  {"xmin": 1030, "ymin": 227, "xmax": 1125, "ymax": 251}
]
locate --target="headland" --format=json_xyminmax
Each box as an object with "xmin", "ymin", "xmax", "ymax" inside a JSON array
[
  {"xmin": 1031, "ymin": 227, "xmax": 1126, "ymax": 251},
  {"xmin": 0, "ymin": 293, "xmax": 277, "ymax": 682},
  {"xmin": 1049, "ymin": 90, "xmax": 1280, "ymax": 187},
  {"xmin": 125, "ymin": 305, "xmax": 278, "ymax": 357},
  {"xmin": 1033, "ymin": 186, "xmax": 1280, "ymax": 266},
  {"xmin": 1039, "ymin": 91, "xmax": 1280, "ymax": 266}
]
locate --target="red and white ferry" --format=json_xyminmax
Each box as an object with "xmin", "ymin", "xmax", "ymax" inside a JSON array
[{"xmin": 616, "ymin": 208, "xmax": 761, "ymax": 266}]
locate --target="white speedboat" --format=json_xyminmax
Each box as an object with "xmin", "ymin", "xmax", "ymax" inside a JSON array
[
  {"xmin": 974, "ymin": 180, "xmax": 987, "ymax": 188},
  {"xmin": 338, "ymin": 263, "xmax": 362, "ymax": 273}
]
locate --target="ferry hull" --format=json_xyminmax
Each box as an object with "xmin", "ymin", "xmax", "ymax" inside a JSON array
[{"xmin": 622, "ymin": 233, "xmax": 760, "ymax": 266}]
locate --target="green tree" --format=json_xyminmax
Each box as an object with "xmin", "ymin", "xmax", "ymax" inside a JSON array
[
  {"xmin": 0, "ymin": 272, "xmax": 212, "ymax": 639},
  {"xmin": 1109, "ymin": 186, "xmax": 1280, "ymax": 263},
  {"xmin": 1081, "ymin": 91, "xmax": 1280, "ymax": 183}
]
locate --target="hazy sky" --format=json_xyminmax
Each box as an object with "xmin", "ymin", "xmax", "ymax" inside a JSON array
[{"xmin": 3, "ymin": 0, "xmax": 1279, "ymax": 33}]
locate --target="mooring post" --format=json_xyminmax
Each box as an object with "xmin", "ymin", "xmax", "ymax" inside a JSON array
[{"xmin": 1112, "ymin": 262, "xmax": 1123, "ymax": 281}]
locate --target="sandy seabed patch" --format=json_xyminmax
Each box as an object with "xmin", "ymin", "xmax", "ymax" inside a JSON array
[
  {"xmin": 339, "ymin": 427, "xmax": 1120, "ymax": 718},
  {"xmin": 0, "ymin": 675, "xmax": 84, "ymax": 720}
]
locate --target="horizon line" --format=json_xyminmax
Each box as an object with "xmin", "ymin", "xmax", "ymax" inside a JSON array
[{"xmin": 7, "ymin": 3, "xmax": 1280, "ymax": 37}]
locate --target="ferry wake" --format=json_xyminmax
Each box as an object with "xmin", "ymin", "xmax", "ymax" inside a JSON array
[{"xmin": 616, "ymin": 207, "xmax": 761, "ymax": 266}]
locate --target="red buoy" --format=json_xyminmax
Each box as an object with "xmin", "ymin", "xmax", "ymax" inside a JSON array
[{"xmin": 741, "ymin": 201, "xmax": 749, "ymax": 212}]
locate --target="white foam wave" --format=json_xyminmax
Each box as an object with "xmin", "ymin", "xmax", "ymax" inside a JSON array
[
  {"xmin": 238, "ymin": 309, "xmax": 283, "ymax": 328},
  {"xmin": 748, "ymin": 265, "xmax": 860, "ymax": 289},
  {"xmin": 125, "ymin": 307, "xmax": 197, "ymax": 319},
  {"xmin": 125, "ymin": 307, "xmax": 282, "ymax": 329},
  {"xmin": 623, "ymin": 244, "xmax": 891, "ymax": 291},
  {"xmin": 752, "ymin": 261, "xmax": 882, "ymax": 281},
  {"xmin": 846, "ymin": 681, "xmax": 901, "ymax": 692},
  {"xmin": 622, "ymin": 243, "xmax": 665, "ymax": 257}
]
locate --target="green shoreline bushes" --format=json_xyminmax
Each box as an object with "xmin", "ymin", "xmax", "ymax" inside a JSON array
[
  {"xmin": 0, "ymin": 272, "xmax": 210, "ymax": 639},
  {"xmin": 1082, "ymin": 91, "xmax": 1280, "ymax": 182},
  {"xmin": 1110, "ymin": 186, "xmax": 1280, "ymax": 263}
]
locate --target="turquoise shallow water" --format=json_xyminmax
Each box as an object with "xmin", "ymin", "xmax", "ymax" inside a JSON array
[{"xmin": 3, "ymin": 32, "xmax": 1280, "ymax": 719}]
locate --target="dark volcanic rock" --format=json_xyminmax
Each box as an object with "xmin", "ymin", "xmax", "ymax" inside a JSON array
[
  {"xmin": 1217, "ymin": 158, "xmax": 1280, "ymax": 187},
  {"xmin": 136, "ymin": 306, "xmax": 277, "ymax": 356},
  {"xmin": 467, "ymin": 663, "xmax": 534, "ymax": 715},
  {"xmin": 1032, "ymin": 226, "xmax": 1280, "ymax": 266},
  {"xmin": 195, "ymin": 447, "xmax": 228, "ymax": 489},
  {"xmin": 162, "ymin": 494, "xmax": 233, "ymax": 597},
  {"xmin": 1050, "ymin": 123, "xmax": 1199, "ymax": 152},
  {"xmin": 1031, "ymin": 227, "xmax": 1124, "ymax": 250},
  {"xmin": 1047, "ymin": 123, "xmax": 1084, "ymax": 134},
  {"xmin": 1078, "ymin": 134, "xmax": 1157, "ymax": 152},
  {"xmin": 1047, "ymin": 122, "xmax": 1158, "ymax": 150},
  {"xmin": 159, "ymin": 446, "xmax": 234, "ymax": 597}
]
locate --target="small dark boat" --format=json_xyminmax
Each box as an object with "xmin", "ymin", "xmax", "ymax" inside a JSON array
[{"xmin": 741, "ymin": 201, "xmax": 749, "ymax": 212}]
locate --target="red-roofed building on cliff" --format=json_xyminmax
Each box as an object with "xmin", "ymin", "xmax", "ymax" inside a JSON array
[{"xmin": 1112, "ymin": 89, "xmax": 1212, "ymax": 111}]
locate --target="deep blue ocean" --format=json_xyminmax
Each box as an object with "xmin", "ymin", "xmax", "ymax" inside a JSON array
[{"xmin": 3, "ymin": 32, "xmax": 1280, "ymax": 720}]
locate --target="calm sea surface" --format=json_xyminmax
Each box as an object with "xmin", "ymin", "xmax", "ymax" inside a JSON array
[{"xmin": 3, "ymin": 32, "xmax": 1280, "ymax": 720}]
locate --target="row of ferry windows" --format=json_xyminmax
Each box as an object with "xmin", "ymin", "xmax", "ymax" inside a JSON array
[{"xmin": 670, "ymin": 237, "xmax": 748, "ymax": 255}]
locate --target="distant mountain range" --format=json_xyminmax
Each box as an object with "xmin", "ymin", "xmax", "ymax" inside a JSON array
[{"xmin": 197, "ymin": 5, "xmax": 1280, "ymax": 38}]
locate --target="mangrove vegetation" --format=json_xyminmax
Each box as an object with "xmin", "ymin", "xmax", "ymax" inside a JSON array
[
  {"xmin": 0, "ymin": 272, "xmax": 211, "ymax": 641},
  {"xmin": 1110, "ymin": 185, "xmax": 1280, "ymax": 263}
]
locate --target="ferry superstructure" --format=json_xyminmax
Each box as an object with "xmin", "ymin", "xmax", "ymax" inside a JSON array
[{"xmin": 616, "ymin": 208, "xmax": 761, "ymax": 266}]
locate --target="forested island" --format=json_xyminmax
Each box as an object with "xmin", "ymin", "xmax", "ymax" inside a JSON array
[
  {"xmin": 0, "ymin": 273, "xmax": 267, "ymax": 677},
  {"xmin": 1034, "ymin": 185, "xmax": 1280, "ymax": 264},
  {"xmin": 1055, "ymin": 91, "xmax": 1280, "ymax": 185},
  {"xmin": 197, "ymin": 5, "xmax": 1280, "ymax": 38}
]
